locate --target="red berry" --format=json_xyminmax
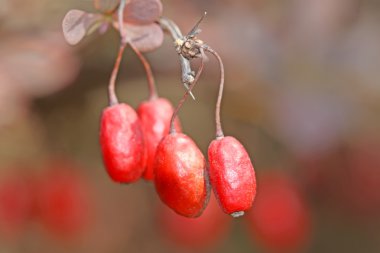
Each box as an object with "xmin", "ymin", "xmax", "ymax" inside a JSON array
[
  {"xmin": 137, "ymin": 98, "xmax": 181, "ymax": 180},
  {"xmin": 345, "ymin": 142, "xmax": 380, "ymax": 217},
  {"xmin": 37, "ymin": 160, "xmax": 91, "ymax": 239},
  {"xmin": 335, "ymin": 139, "xmax": 380, "ymax": 218},
  {"xmin": 246, "ymin": 172, "xmax": 311, "ymax": 252},
  {"xmin": 208, "ymin": 136, "xmax": 256, "ymax": 217},
  {"xmin": 158, "ymin": 193, "xmax": 231, "ymax": 249},
  {"xmin": 100, "ymin": 103, "xmax": 146, "ymax": 183},
  {"xmin": 0, "ymin": 172, "xmax": 33, "ymax": 239},
  {"xmin": 154, "ymin": 133, "xmax": 209, "ymax": 217}
]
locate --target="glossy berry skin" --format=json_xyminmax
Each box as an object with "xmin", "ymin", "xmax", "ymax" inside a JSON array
[
  {"xmin": 100, "ymin": 103, "xmax": 146, "ymax": 183},
  {"xmin": 137, "ymin": 98, "xmax": 181, "ymax": 180},
  {"xmin": 246, "ymin": 172, "xmax": 311, "ymax": 252},
  {"xmin": 159, "ymin": 193, "xmax": 231, "ymax": 249},
  {"xmin": 208, "ymin": 136, "xmax": 256, "ymax": 217},
  {"xmin": 154, "ymin": 133, "xmax": 209, "ymax": 217}
]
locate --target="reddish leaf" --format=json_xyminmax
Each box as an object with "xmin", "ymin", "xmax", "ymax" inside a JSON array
[
  {"xmin": 94, "ymin": 0, "xmax": 120, "ymax": 14},
  {"xmin": 123, "ymin": 0, "xmax": 163, "ymax": 25},
  {"xmin": 125, "ymin": 23, "xmax": 164, "ymax": 52},
  {"xmin": 62, "ymin": 9, "xmax": 102, "ymax": 45}
]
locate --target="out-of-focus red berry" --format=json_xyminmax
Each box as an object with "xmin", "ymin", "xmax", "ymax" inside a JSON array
[
  {"xmin": 37, "ymin": 160, "xmax": 91, "ymax": 239},
  {"xmin": 246, "ymin": 172, "xmax": 311, "ymax": 252},
  {"xmin": 0, "ymin": 172, "xmax": 33, "ymax": 239},
  {"xmin": 158, "ymin": 193, "xmax": 231, "ymax": 250},
  {"xmin": 299, "ymin": 138, "xmax": 380, "ymax": 221},
  {"xmin": 340, "ymin": 139, "xmax": 380, "ymax": 218}
]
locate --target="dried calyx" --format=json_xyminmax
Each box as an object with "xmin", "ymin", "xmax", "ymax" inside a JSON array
[
  {"xmin": 170, "ymin": 12, "xmax": 226, "ymax": 139},
  {"xmin": 169, "ymin": 50, "xmax": 205, "ymax": 134},
  {"xmin": 158, "ymin": 17, "xmax": 196, "ymax": 100}
]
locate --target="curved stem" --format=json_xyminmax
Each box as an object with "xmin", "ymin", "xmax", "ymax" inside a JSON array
[
  {"xmin": 169, "ymin": 49, "xmax": 205, "ymax": 134},
  {"xmin": 118, "ymin": 0, "xmax": 127, "ymax": 41},
  {"xmin": 129, "ymin": 43, "xmax": 158, "ymax": 100},
  {"xmin": 108, "ymin": 42, "xmax": 127, "ymax": 106},
  {"xmin": 204, "ymin": 46, "xmax": 225, "ymax": 139},
  {"xmin": 108, "ymin": 0, "xmax": 128, "ymax": 106}
]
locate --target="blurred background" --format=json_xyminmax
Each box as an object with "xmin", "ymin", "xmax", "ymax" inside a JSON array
[{"xmin": 1, "ymin": 0, "xmax": 380, "ymax": 252}]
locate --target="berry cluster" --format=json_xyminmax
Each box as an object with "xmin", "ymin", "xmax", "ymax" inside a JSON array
[{"xmin": 62, "ymin": 0, "xmax": 256, "ymax": 218}]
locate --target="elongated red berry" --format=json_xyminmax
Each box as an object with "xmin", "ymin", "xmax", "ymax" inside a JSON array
[
  {"xmin": 208, "ymin": 136, "xmax": 256, "ymax": 217},
  {"xmin": 100, "ymin": 103, "xmax": 146, "ymax": 183},
  {"xmin": 154, "ymin": 133, "xmax": 209, "ymax": 217},
  {"xmin": 137, "ymin": 98, "xmax": 181, "ymax": 180}
]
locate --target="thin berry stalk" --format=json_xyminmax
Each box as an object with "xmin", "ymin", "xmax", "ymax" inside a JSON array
[
  {"xmin": 204, "ymin": 46, "xmax": 225, "ymax": 139},
  {"xmin": 130, "ymin": 43, "xmax": 158, "ymax": 100},
  {"xmin": 108, "ymin": 42, "xmax": 127, "ymax": 106},
  {"xmin": 107, "ymin": 0, "xmax": 128, "ymax": 106}
]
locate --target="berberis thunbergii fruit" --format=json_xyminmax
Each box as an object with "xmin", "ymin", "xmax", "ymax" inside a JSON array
[
  {"xmin": 100, "ymin": 103, "xmax": 146, "ymax": 183},
  {"xmin": 154, "ymin": 132, "xmax": 208, "ymax": 217},
  {"xmin": 154, "ymin": 57, "xmax": 208, "ymax": 217},
  {"xmin": 205, "ymin": 47, "xmax": 256, "ymax": 217},
  {"xmin": 208, "ymin": 136, "xmax": 256, "ymax": 217},
  {"xmin": 138, "ymin": 98, "xmax": 181, "ymax": 180}
]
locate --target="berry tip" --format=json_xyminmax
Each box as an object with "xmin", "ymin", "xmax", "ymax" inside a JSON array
[{"xmin": 231, "ymin": 211, "xmax": 244, "ymax": 218}]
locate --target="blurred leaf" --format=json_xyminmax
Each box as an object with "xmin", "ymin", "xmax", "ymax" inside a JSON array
[
  {"xmin": 123, "ymin": 0, "xmax": 163, "ymax": 25},
  {"xmin": 93, "ymin": 0, "xmax": 120, "ymax": 14},
  {"xmin": 125, "ymin": 23, "xmax": 164, "ymax": 52},
  {"xmin": 0, "ymin": 33, "xmax": 80, "ymax": 98},
  {"xmin": 62, "ymin": 9, "xmax": 103, "ymax": 46}
]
